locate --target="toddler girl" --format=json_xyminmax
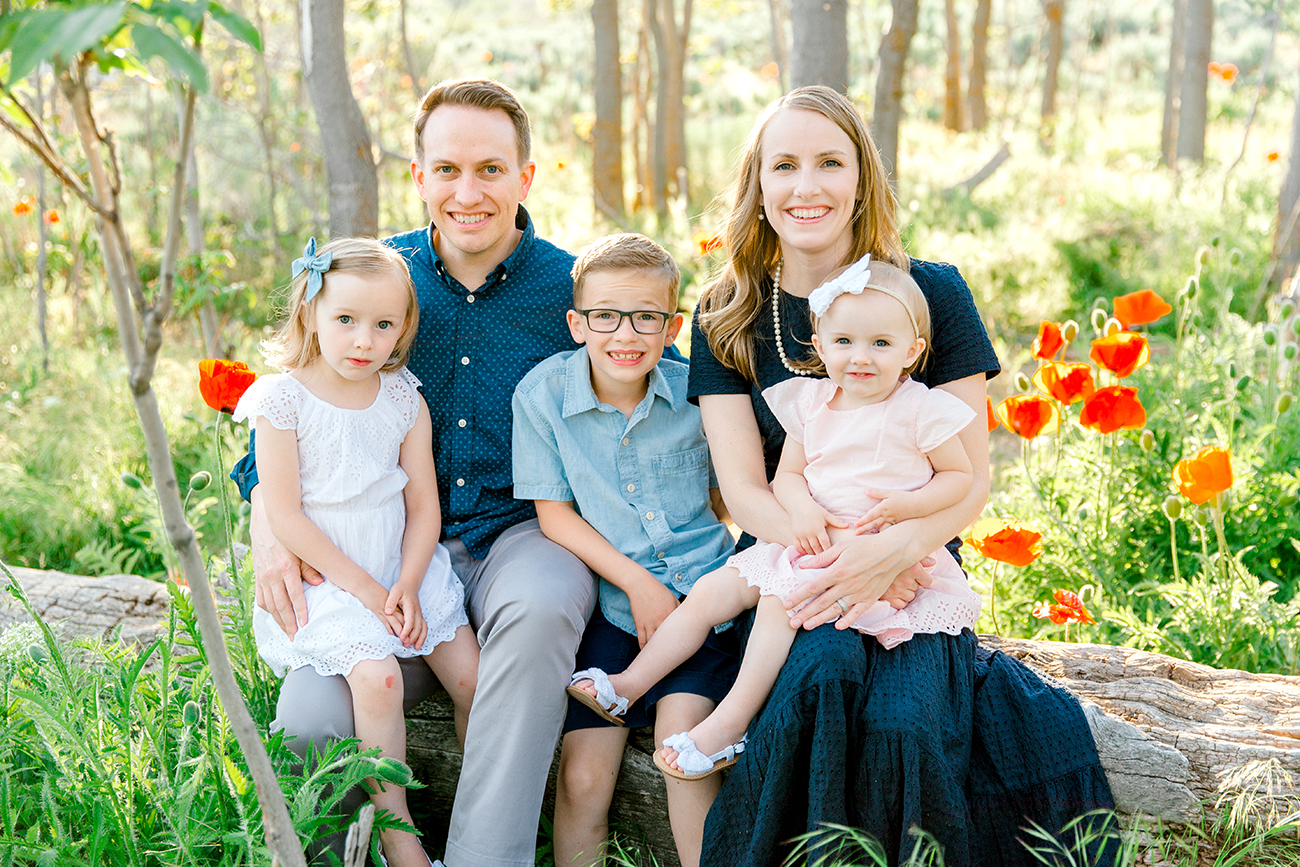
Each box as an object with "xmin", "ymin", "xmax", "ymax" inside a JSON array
[
  {"xmin": 235, "ymin": 237, "xmax": 478, "ymax": 867},
  {"xmin": 569, "ymin": 256, "xmax": 982, "ymax": 778}
]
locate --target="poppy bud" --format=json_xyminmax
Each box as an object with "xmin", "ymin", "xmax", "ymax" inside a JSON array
[
  {"xmin": 1091, "ymin": 309, "xmax": 1107, "ymax": 333},
  {"xmin": 1182, "ymin": 276, "xmax": 1199, "ymax": 299},
  {"xmin": 1077, "ymin": 504, "xmax": 1091, "ymax": 522},
  {"xmin": 239, "ymin": 501, "xmax": 252, "ymax": 517},
  {"xmin": 1061, "ymin": 320, "xmax": 1079, "ymax": 342},
  {"xmin": 1227, "ymin": 362, "xmax": 1237, "ymax": 379},
  {"xmin": 1286, "ymin": 344, "xmax": 1299, "ymax": 361},
  {"xmin": 121, "ymin": 472, "xmax": 144, "ymax": 489},
  {"xmin": 1015, "ymin": 371, "xmax": 1032, "ymax": 392},
  {"xmin": 1236, "ymin": 375, "xmax": 1251, "ymax": 393},
  {"xmin": 1140, "ymin": 429, "xmax": 1155, "ymax": 452},
  {"xmin": 1104, "ymin": 317, "xmax": 1122, "ymax": 338},
  {"xmin": 1280, "ymin": 300, "xmax": 1294, "ymax": 319},
  {"xmin": 1162, "ymin": 496, "xmax": 1182, "ymax": 520},
  {"xmin": 1278, "ymin": 392, "xmax": 1293, "ymax": 414},
  {"xmin": 182, "ymin": 700, "xmax": 202, "ymax": 725},
  {"xmin": 372, "ymin": 756, "xmax": 414, "ymax": 786},
  {"xmin": 1209, "ymin": 235, "xmax": 1221, "ymax": 247},
  {"xmin": 28, "ymin": 644, "xmax": 49, "ymax": 663},
  {"xmin": 1196, "ymin": 246, "xmax": 1211, "ymax": 266},
  {"xmin": 1291, "ymin": 317, "xmax": 1300, "ymax": 335},
  {"xmin": 1263, "ymin": 326, "xmax": 1278, "ymax": 346},
  {"xmin": 188, "ymin": 471, "xmax": 212, "ymax": 491},
  {"xmin": 1192, "ymin": 506, "xmax": 1210, "ymax": 526},
  {"xmin": 1228, "ymin": 248, "xmax": 1242, "ymax": 265},
  {"xmin": 1280, "ymin": 489, "xmax": 1299, "ymax": 508}
]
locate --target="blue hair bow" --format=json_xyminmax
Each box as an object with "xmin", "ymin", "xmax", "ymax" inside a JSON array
[{"xmin": 292, "ymin": 237, "xmax": 333, "ymax": 302}]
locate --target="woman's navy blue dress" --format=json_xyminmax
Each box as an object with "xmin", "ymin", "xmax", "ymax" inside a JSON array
[{"xmin": 687, "ymin": 261, "xmax": 1116, "ymax": 867}]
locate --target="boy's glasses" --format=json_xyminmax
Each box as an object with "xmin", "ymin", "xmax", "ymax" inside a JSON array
[{"xmin": 574, "ymin": 308, "xmax": 675, "ymax": 334}]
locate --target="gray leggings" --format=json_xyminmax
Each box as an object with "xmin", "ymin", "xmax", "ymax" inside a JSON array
[{"xmin": 273, "ymin": 519, "xmax": 595, "ymax": 867}]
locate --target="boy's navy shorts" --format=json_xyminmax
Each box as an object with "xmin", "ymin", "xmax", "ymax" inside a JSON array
[{"xmin": 563, "ymin": 605, "xmax": 741, "ymax": 733}]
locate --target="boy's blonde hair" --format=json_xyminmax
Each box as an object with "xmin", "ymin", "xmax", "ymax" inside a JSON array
[
  {"xmin": 262, "ymin": 237, "xmax": 419, "ymax": 373},
  {"xmin": 795, "ymin": 260, "xmax": 931, "ymax": 378},
  {"xmin": 571, "ymin": 233, "xmax": 681, "ymax": 311}
]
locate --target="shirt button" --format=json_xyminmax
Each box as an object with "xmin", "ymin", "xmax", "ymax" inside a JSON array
[
  {"xmin": 626, "ymin": 483, "xmax": 635, "ymax": 493},
  {"xmin": 458, "ymin": 419, "xmax": 467, "ymax": 427},
  {"xmin": 656, "ymin": 551, "xmax": 666, "ymax": 559},
  {"xmin": 456, "ymin": 478, "xmax": 465, "ymax": 487},
  {"xmin": 622, "ymin": 437, "xmax": 630, "ymax": 446},
  {"xmin": 675, "ymin": 573, "xmax": 683, "ymax": 581},
  {"xmin": 461, "ymin": 356, "xmax": 470, "ymax": 365},
  {"xmin": 646, "ymin": 511, "xmax": 655, "ymax": 520},
  {"xmin": 466, "ymin": 294, "xmax": 475, "ymax": 303}
]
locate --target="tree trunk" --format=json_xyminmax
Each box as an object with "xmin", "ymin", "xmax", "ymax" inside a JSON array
[
  {"xmin": 1041, "ymin": 0, "xmax": 1064, "ymax": 124},
  {"xmin": 632, "ymin": 0, "xmax": 654, "ymax": 212},
  {"xmin": 1273, "ymin": 58, "xmax": 1300, "ymax": 286},
  {"xmin": 301, "ymin": 0, "xmax": 378, "ymax": 237},
  {"xmin": 967, "ymin": 0, "xmax": 990, "ymax": 130},
  {"xmin": 943, "ymin": 0, "xmax": 964, "ymax": 131},
  {"xmin": 1160, "ymin": 0, "xmax": 1187, "ymax": 165},
  {"xmin": 592, "ymin": 0, "xmax": 625, "ymax": 220},
  {"xmin": 252, "ymin": 0, "xmax": 281, "ymax": 249},
  {"xmin": 33, "ymin": 70, "xmax": 50, "ymax": 372},
  {"xmin": 872, "ymin": 0, "xmax": 920, "ymax": 183},
  {"xmin": 790, "ymin": 0, "xmax": 848, "ymax": 93},
  {"xmin": 1177, "ymin": 0, "xmax": 1213, "ymax": 163},
  {"xmin": 767, "ymin": 0, "xmax": 789, "ymax": 93},
  {"xmin": 650, "ymin": 0, "xmax": 690, "ymax": 214}
]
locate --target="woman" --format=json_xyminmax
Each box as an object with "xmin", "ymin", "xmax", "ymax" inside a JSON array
[{"xmin": 688, "ymin": 86, "xmax": 1115, "ymax": 866}]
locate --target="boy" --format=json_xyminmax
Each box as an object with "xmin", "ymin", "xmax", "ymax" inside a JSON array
[{"xmin": 511, "ymin": 234, "xmax": 739, "ymax": 867}]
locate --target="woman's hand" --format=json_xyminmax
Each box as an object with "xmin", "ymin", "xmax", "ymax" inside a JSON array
[{"xmin": 785, "ymin": 530, "xmax": 933, "ymax": 629}]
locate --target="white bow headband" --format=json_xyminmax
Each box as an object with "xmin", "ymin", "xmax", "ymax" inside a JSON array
[{"xmin": 806, "ymin": 254, "xmax": 919, "ymax": 337}]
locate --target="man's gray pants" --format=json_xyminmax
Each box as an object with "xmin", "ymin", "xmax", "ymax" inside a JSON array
[{"xmin": 272, "ymin": 519, "xmax": 595, "ymax": 867}]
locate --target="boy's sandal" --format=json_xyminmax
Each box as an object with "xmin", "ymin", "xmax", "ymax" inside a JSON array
[
  {"xmin": 566, "ymin": 668, "xmax": 629, "ymax": 726},
  {"xmin": 654, "ymin": 732, "xmax": 747, "ymax": 780}
]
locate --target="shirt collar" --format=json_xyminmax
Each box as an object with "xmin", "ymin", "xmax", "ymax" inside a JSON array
[
  {"xmin": 561, "ymin": 346, "xmax": 678, "ymax": 419},
  {"xmin": 425, "ymin": 205, "xmax": 537, "ymax": 285}
]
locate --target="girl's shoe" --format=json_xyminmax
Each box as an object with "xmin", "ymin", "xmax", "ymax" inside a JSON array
[
  {"xmin": 566, "ymin": 668, "xmax": 629, "ymax": 725},
  {"xmin": 654, "ymin": 732, "xmax": 746, "ymax": 780}
]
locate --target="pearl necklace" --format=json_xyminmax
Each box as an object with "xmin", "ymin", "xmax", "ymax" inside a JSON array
[{"xmin": 771, "ymin": 261, "xmax": 812, "ymax": 375}]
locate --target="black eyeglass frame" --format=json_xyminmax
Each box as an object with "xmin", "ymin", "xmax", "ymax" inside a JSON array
[{"xmin": 572, "ymin": 308, "xmax": 677, "ymax": 334}]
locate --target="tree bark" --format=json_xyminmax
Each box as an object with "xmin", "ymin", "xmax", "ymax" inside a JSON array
[
  {"xmin": 1177, "ymin": 0, "xmax": 1213, "ymax": 163},
  {"xmin": 1041, "ymin": 0, "xmax": 1065, "ymax": 125},
  {"xmin": 767, "ymin": 0, "xmax": 789, "ymax": 92},
  {"xmin": 301, "ymin": 0, "xmax": 378, "ymax": 237},
  {"xmin": 651, "ymin": 0, "xmax": 690, "ymax": 213},
  {"xmin": 967, "ymin": 0, "xmax": 990, "ymax": 130},
  {"xmin": 790, "ymin": 0, "xmax": 848, "ymax": 93},
  {"xmin": 1272, "ymin": 57, "xmax": 1300, "ymax": 286},
  {"xmin": 632, "ymin": 0, "xmax": 654, "ymax": 212},
  {"xmin": 872, "ymin": 0, "xmax": 920, "ymax": 183},
  {"xmin": 943, "ymin": 0, "xmax": 964, "ymax": 131},
  {"xmin": 592, "ymin": 0, "xmax": 625, "ymax": 220},
  {"xmin": 1160, "ymin": 0, "xmax": 1187, "ymax": 165}
]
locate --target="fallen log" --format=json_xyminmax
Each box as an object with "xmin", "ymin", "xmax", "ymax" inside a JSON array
[{"xmin": 0, "ymin": 565, "xmax": 169, "ymax": 644}]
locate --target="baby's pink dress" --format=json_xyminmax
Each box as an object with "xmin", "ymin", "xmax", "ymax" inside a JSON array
[{"xmin": 727, "ymin": 376, "xmax": 982, "ymax": 649}]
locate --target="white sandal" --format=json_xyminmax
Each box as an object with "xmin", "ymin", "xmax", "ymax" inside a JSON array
[
  {"xmin": 566, "ymin": 667, "xmax": 630, "ymax": 726},
  {"xmin": 654, "ymin": 731, "xmax": 746, "ymax": 780}
]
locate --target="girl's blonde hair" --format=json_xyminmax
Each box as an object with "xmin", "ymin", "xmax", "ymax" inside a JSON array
[
  {"xmin": 262, "ymin": 237, "xmax": 419, "ymax": 373},
  {"xmin": 792, "ymin": 259, "xmax": 931, "ymax": 378},
  {"xmin": 697, "ymin": 86, "xmax": 907, "ymax": 381}
]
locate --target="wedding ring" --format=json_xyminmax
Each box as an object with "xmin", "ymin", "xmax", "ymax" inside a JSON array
[{"xmin": 835, "ymin": 597, "xmax": 849, "ymax": 615}]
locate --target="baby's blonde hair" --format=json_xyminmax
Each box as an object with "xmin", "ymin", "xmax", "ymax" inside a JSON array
[
  {"xmin": 794, "ymin": 260, "xmax": 931, "ymax": 378},
  {"xmin": 262, "ymin": 237, "xmax": 418, "ymax": 373}
]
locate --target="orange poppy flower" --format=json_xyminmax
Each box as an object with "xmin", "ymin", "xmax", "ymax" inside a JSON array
[
  {"xmin": 1174, "ymin": 446, "xmax": 1232, "ymax": 504},
  {"xmin": 1033, "ymin": 589, "xmax": 1095, "ymax": 625},
  {"xmin": 986, "ymin": 395, "xmax": 997, "ymax": 433},
  {"xmin": 43, "ymin": 208, "xmax": 60, "ymax": 224},
  {"xmin": 199, "ymin": 359, "xmax": 258, "ymax": 414},
  {"xmin": 968, "ymin": 517, "xmax": 1042, "ymax": 567},
  {"xmin": 12, "ymin": 196, "xmax": 33, "ymax": 216},
  {"xmin": 1032, "ymin": 321, "xmax": 1065, "ymax": 361},
  {"xmin": 1112, "ymin": 289, "xmax": 1172, "ymax": 329},
  {"xmin": 995, "ymin": 395, "xmax": 1061, "ymax": 438},
  {"xmin": 693, "ymin": 230, "xmax": 723, "ymax": 256},
  {"xmin": 1078, "ymin": 386, "xmax": 1146, "ymax": 434},
  {"xmin": 1089, "ymin": 331, "xmax": 1150, "ymax": 378},
  {"xmin": 1268, "ymin": 152, "xmax": 1280, "ymax": 162},
  {"xmin": 1032, "ymin": 362, "xmax": 1095, "ymax": 404}
]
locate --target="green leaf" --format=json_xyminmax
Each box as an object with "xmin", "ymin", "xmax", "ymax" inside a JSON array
[
  {"xmin": 130, "ymin": 22, "xmax": 209, "ymax": 91},
  {"xmin": 207, "ymin": 2, "xmax": 262, "ymax": 51},
  {"xmin": 6, "ymin": 3, "xmax": 128, "ymax": 83}
]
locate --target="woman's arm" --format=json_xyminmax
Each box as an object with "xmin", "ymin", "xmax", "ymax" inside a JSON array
[
  {"xmin": 388, "ymin": 398, "xmax": 440, "ymax": 646},
  {"xmin": 535, "ymin": 499, "xmax": 678, "ymax": 648},
  {"xmin": 256, "ymin": 420, "xmax": 399, "ymax": 633},
  {"xmin": 698, "ymin": 394, "xmax": 794, "ymax": 547},
  {"xmin": 785, "ymin": 373, "xmax": 991, "ymax": 629}
]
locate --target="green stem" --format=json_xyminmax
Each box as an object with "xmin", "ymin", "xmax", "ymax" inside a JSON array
[
  {"xmin": 1211, "ymin": 495, "xmax": 1231, "ymax": 585},
  {"xmin": 990, "ymin": 561, "xmax": 1002, "ymax": 636},
  {"xmin": 1022, "ymin": 440, "xmax": 1106, "ymax": 586},
  {"xmin": 1167, "ymin": 517, "xmax": 1182, "ymax": 584}
]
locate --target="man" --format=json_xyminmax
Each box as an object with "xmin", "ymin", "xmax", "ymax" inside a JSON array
[{"xmin": 238, "ymin": 79, "xmax": 599, "ymax": 867}]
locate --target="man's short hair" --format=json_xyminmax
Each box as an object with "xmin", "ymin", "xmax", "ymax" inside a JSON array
[
  {"xmin": 413, "ymin": 78, "xmax": 532, "ymax": 167},
  {"xmin": 571, "ymin": 233, "xmax": 681, "ymax": 311}
]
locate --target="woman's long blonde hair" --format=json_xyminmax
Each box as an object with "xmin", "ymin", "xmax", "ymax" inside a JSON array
[
  {"xmin": 262, "ymin": 237, "xmax": 419, "ymax": 373},
  {"xmin": 697, "ymin": 86, "xmax": 908, "ymax": 382}
]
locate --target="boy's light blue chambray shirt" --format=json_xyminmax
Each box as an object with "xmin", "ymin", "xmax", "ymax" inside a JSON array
[{"xmin": 512, "ymin": 348, "xmax": 735, "ymax": 637}]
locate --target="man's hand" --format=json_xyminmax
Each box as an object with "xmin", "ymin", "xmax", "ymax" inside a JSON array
[
  {"xmin": 627, "ymin": 575, "xmax": 680, "ymax": 649},
  {"xmin": 249, "ymin": 490, "xmax": 323, "ymax": 638}
]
